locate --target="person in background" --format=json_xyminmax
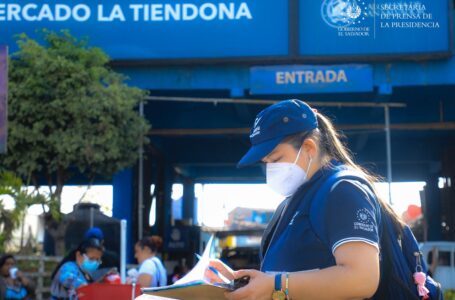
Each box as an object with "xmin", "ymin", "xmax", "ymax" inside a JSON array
[
  {"xmin": 50, "ymin": 238, "xmax": 104, "ymax": 300},
  {"xmin": 0, "ymin": 255, "xmax": 34, "ymax": 300},
  {"xmin": 170, "ymin": 264, "xmax": 188, "ymax": 284},
  {"xmin": 428, "ymin": 247, "xmax": 439, "ymax": 277},
  {"xmin": 83, "ymin": 227, "xmax": 119, "ymax": 270},
  {"xmin": 134, "ymin": 236, "xmax": 167, "ymax": 288},
  {"xmin": 170, "ymin": 266, "xmax": 182, "ymax": 284}
]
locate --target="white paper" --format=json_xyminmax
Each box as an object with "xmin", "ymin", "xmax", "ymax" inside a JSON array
[{"xmin": 173, "ymin": 235, "xmax": 214, "ymax": 285}]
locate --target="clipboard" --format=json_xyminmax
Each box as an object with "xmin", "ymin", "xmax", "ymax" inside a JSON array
[
  {"xmin": 141, "ymin": 280, "xmax": 230, "ymax": 300},
  {"xmin": 140, "ymin": 236, "xmax": 234, "ymax": 300}
]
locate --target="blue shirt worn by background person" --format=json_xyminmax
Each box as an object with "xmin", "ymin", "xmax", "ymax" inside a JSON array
[
  {"xmin": 260, "ymin": 162, "xmax": 381, "ymax": 272},
  {"xmin": 5, "ymin": 284, "xmax": 27, "ymax": 300},
  {"xmin": 50, "ymin": 261, "xmax": 90, "ymax": 299}
]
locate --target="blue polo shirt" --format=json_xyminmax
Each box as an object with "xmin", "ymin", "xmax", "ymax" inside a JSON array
[{"xmin": 260, "ymin": 162, "xmax": 380, "ymax": 272}]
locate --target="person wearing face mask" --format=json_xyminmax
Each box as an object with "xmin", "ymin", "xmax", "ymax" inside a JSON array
[
  {"xmin": 50, "ymin": 238, "xmax": 104, "ymax": 300},
  {"xmin": 83, "ymin": 227, "xmax": 120, "ymax": 270},
  {"xmin": 206, "ymin": 99, "xmax": 406, "ymax": 300},
  {"xmin": 0, "ymin": 254, "xmax": 34, "ymax": 300}
]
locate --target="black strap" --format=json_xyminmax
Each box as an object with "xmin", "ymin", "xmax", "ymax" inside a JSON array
[
  {"xmin": 77, "ymin": 265, "xmax": 93, "ymax": 283},
  {"xmin": 260, "ymin": 198, "xmax": 288, "ymax": 259}
]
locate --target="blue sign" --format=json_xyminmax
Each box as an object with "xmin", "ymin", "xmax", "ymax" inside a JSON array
[
  {"xmin": 166, "ymin": 226, "xmax": 189, "ymax": 251},
  {"xmin": 300, "ymin": 0, "xmax": 450, "ymax": 56},
  {"xmin": 0, "ymin": 46, "xmax": 6, "ymax": 153},
  {"xmin": 250, "ymin": 65, "xmax": 373, "ymax": 95},
  {"xmin": 0, "ymin": 0, "xmax": 288, "ymax": 60},
  {"xmin": 1, "ymin": 1, "xmax": 450, "ymax": 60}
]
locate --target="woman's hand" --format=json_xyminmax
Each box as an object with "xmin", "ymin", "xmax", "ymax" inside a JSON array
[
  {"xmin": 204, "ymin": 259, "xmax": 235, "ymax": 283},
  {"xmin": 224, "ymin": 269, "xmax": 274, "ymax": 300},
  {"xmin": 16, "ymin": 270, "xmax": 30, "ymax": 286}
]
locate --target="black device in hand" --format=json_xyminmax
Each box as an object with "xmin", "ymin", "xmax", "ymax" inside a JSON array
[
  {"xmin": 214, "ymin": 275, "xmax": 250, "ymax": 291},
  {"xmin": 232, "ymin": 276, "xmax": 250, "ymax": 289}
]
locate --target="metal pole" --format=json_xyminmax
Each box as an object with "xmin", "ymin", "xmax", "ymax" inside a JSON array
[
  {"xmin": 131, "ymin": 282, "xmax": 136, "ymax": 300},
  {"xmin": 89, "ymin": 207, "xmax": 94, "ymax": 228},
  {"xmin": 144, "ymin": 96, "xmax": 406, "ymax": 108},
  {"xmin": 384, "ymin": 105, "xmax": 393, "ymax": 205},
  {"xmin": 138, "ymin": 101, "xmax": 144, "ymax": 240},
  {"xmin": 120, "ymin": 219, "xmax": 127, "ymax": 284},
  {"xmin": 37, "ymin": 252, "xmax": 44, "ymax": 300}
]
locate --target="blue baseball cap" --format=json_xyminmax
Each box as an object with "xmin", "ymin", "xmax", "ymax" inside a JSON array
[
  {"xmin": 84, "ymin": 227, "xmax": 104, "ymax": 241},
  {"xmin": 238, "ymin": 99, "xmax": 318, "ymax": 167}
]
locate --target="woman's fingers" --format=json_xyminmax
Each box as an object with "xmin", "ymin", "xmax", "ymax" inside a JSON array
[
  {"xmin": 204, "ymin": 268, "xmax": 223, "ymax": 283},
  {"xmin": 224, "ymin": 270, "xmax": 258, "ymax": 300},
  {"xmin": 224, "ymin": 270, "xmax": 274, "ymax": 300},
  {"xmin": 207, "ymin": 259, "xmax": 235, "ymax": 281},
  {"xmin": 233, "ymin": 269, "xmax": 257, "ymax": 279},
  {"xmin": 209, "ymin": 259, "xmax": 234, "ymax": 273}
]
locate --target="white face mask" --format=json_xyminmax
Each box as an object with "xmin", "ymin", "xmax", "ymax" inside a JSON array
[{"xmin": 266, "ymin": 148, "xmax": 313, "ymax": 197}]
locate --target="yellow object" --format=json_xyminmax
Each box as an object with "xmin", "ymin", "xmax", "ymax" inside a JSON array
[
  {"xmin": 272, "ymin": 290, "xmax": 286, "ymax": 300},
  {"xmin": 226, "ymin": 236, "xmax": 237, "ymax": 248},
  {"xmin": 218, "ymin": 236, "xmax": 236, "ymax": 248},
  {"xmin": 445, "ymin": 289, "xmax": 455, "ymax": 300}
]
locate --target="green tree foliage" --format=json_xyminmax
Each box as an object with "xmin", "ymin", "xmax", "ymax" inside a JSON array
[
  {"xmin": 1, "ymin": 30, "xmax": 150, "ymax": 253},
  {"xmin": 0, "ymin": 171, "xmax": 49, "ymax": 252}
]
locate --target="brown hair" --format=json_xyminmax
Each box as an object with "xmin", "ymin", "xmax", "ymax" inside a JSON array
[
  {"xmin": 137, "ymin": 235, "xmax": 163, "ymax": 253},
  {"xmin": 284, "ymin": 111, "xmax": 403, "ymax": 226}
]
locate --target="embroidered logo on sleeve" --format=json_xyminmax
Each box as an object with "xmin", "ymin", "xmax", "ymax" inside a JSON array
[{"xmin": 353, "ymin": 208, "xmax": 374, "ymax": 232}]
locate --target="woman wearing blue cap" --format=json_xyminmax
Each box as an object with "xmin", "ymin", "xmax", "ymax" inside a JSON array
[
  {"xmin": 50, "ymin": 238, "xmax": 104, "ymax": 300},
  {"xmin": 206, "ymin": 99, "xmax": 406, "ymax": 299}
]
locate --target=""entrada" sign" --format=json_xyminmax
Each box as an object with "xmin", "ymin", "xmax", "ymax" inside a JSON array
[
  {"xmin": 276, "ymin": 70, "xmax": 348, "ymax": 85},
  {"xmin": 250, "ymin": 65, "xmax": 373, "ymax": 95}
]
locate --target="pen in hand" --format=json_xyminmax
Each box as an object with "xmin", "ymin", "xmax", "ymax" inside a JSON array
[
  {"xmin": 194, "ymin": 253, "xmax": 251, "ymax": 290},
  {"xmin": 195, "ymin": 253, "xmax": 231, "ymax": 284}
]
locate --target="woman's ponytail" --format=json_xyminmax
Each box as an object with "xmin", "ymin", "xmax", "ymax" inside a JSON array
[
  {"xmin": 315, "ymin": 113, "xmax": 357, "ymax": 168},
  {"xmin": 314, "ymin": 111, "xmax": 404, "ymax": 226}
]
